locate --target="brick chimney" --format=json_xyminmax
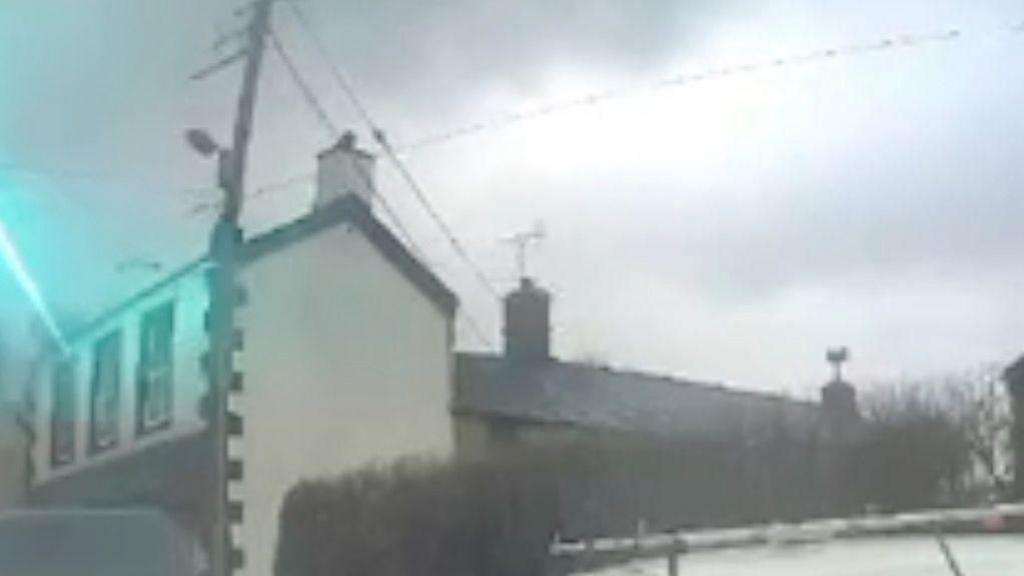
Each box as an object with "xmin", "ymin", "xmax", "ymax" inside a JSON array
[
  {"xmin": 503, "ymin": 278, "xmax": 550, "ymax": 364},
  {"xmin": 314, "ymin": 131, "xmax": 375, "ymax": 210}
]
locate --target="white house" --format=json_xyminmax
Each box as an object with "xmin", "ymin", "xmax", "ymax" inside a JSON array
[{"xmin": 27, "ymin": 136, "xmax": 457, "ymax": 576}]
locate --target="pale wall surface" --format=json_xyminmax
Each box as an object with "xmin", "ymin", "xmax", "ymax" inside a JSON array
[{"xmin": 237, "ymin": 221, "xmax": 453, "ymax": 576}]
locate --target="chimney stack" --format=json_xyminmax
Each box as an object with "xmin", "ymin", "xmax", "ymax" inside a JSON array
[
  {"xmin": 314, "ymin": 130, "xmax": 375, "ymax": 210},
  {"xmin": 821, "ymin": 348, "xmax": 861, "ymax": 444},
  {"xmin": 503, "ymin": 278, "xmax": 550, "ymax": 364}
]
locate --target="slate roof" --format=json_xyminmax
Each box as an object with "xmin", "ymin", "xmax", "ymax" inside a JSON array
[{"xmin": 454, "ymin": 353, "xmax": 820, "ymax": 440}]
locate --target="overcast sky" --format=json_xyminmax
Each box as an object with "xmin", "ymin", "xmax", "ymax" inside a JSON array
[{"xmin": 2, "ymin": 0, "xmax": 1024, "ymax": 397}]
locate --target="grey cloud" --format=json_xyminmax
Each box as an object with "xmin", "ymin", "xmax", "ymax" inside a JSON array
[
  {"xmin": 294, "ymin": 0, "xmax": 748, "ymax": 122},
  {"xmin": 4, "ymin": 0, "xmax": 1024, "ymax": 392},
  {"xmin": 527, "ymin": 63, "xmax": 1024, "ymax": 304}
]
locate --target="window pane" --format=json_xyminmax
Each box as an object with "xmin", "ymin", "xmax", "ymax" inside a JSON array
[
  {"xmin": 138, "ymin": 302, "xmax": 174, "ymax": 434},
  {"xmin": 90, "ymin": 330, "xmax": 121, "ymax": 451},
  {"xmin": 50, "ymin": 360, "xmax": 75, "ymax": 466}
]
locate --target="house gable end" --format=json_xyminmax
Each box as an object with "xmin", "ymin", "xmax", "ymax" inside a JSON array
[{"xmin": 242, "ymin": 194, "xmax": 456, "ymax": 316}]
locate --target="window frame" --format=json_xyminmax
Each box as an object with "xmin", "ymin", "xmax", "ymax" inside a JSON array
[
  {"xmin": 89, "ymin": 329, "xmax": 122, "ymax": 454},
  {"xmin": 136, "ymin": 300, "xmax": 175, "ymax": 436},
  {"xmin": 50, "ymin": 358, "xmax": 77, "ymax": 468}
]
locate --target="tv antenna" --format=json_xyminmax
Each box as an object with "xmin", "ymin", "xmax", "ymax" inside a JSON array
[
  {"xmin": 503, "ymin": 222, "xmax": 545, "ymax": 281},
  {"xmin": 826, "ymin": 347, "xmax": 850, "ymax": 382}
]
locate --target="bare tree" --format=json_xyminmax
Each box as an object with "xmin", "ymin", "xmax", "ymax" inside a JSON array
[
  {"xmin": 848, "ymin": 366, "xmax": 1014, "ymax": 510},
  {"xmin": 854, "ymin": 382, "xmax": 972, "ymax": 510},
  {"xmin": 939, "ymin": 365, "xmax": 1013, "ymax": 498}
]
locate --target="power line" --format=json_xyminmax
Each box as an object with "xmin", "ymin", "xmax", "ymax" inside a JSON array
[
  {"xmin": 0, "ymin": 161, "xmax": 231, "ymax": 218},
  {"xmin": 189, "ymin": 165, "xmax": 430, "ymax": 278},
  {"xmin": 286, "ymin": 2, "xmax": 502, "ymax": 302},
  {"xmin": 459, "ymin": 311, "xmax": 493, "ymax": 350},
  {"xmin": 269, "ymin": 28, "xmax": 341, "ymax": 139},
  {"xmin": 395, "ymin": 22, "xmax": 1024, "ymax": 152},
  {"xmin": 9, "ymin": 18, "xmax": 1022, "ymax": 190},
  {"xmin": 371, "ymin": 184, "xmax": 428, "ymax": 261},
  {"xmin": 189, "ymin": 168, "xmax": 428, "ymax": 271},
  {"xmin": 189, "ymin": 167, "xmax": 419, "ymax": 249},
  {"xmin": 268, "ymin": 20, "xmax": 495, "ymax": 347},
  {"xmin": 187, "ymin": 171, "xmax": 314, "ymax": 216},
  {"xmin": 276, "ymin": 8, "xmax": 1024, "ymax": 350},
  {"xmin": 268, "ymin": 26, "xmax": 426, "ymax": 261},
  {"xmin": 374, "ymin": 132, "xmax": 501, "ymax": 301},
  {"xmin": 285, "ymin": 1, "xmax": 376, "ymax": 128}
]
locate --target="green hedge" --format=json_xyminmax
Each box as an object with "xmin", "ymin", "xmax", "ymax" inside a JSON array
[
  {"xmin": 273, "ymin": 436, "xmax": 826, "ymax": 576},
  {"xmin": 274, "ymin": 452, "xmax": 561, "ymax": 576}
]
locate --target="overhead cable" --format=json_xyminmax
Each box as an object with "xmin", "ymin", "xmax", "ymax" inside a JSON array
[{"xmin": 286, "ymin": 2, "xmax": 502, "ymax": 301}]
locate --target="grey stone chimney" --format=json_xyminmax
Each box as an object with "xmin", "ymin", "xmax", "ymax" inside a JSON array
[
  {"xmin": 821, "ymin": 380, "xmax": 859, "ymax": 435},
  {"xmin": 819, "ymin": 352, "xmax": 863, "ymax": 514},
  {"xmin": 314, "ymin": 131, "xmax": 375, "ymax": 210},
  {"xmin": 503, "ymin": 278, "xmax": 551, "ymax": 364}
]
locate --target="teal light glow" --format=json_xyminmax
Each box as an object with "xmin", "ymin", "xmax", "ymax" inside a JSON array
[{"xmin": 0, "ymin": 218, "xmax": 68, "ymax": 353}]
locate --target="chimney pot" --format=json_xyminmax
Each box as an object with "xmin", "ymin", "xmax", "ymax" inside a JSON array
[{"xmin": 314, "ymin": 131, "xmax": 375, "ymax": 210}]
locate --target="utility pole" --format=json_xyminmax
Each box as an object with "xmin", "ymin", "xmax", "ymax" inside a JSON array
[{"xmin": 197, "ymin": 1, "xmax": 274, "ymax": 574}]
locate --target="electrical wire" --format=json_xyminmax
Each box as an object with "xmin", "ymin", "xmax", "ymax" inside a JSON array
[
  {"xmin": 268, "ymin": 27, "xmax": 425, "ymax": 259},
  {"xmin": 373, "ymin": 131, "xmax": 501, "ymax": 301},
  {"xmin": 459, "ymin": 311, "xmax": 494, "ymax": 350},
  {"xmin": 269, "ymin": 23, "xmax": 495, "ymax": 347},
  {"xmin": 285, "ymin": 1, "xmax": 376, "ymax": 129},
  {"xmin": 187, "ymin": 171, "xmax": 314, "ymax": 215},
  {"xmin": 11, "ymin": 17, "xmax": 1024, "ymax": 188},
  {"xmin": 286, "ymin": 2, "xmax": 502, "ymax": 302},
  {"xmin": 269, "ymin": 28, "xmax": 341, "ymax": 139},
  {"xmin": 279, "ymin": 7, "xmax": 1024, "ymax": 351},
  {"xmin": 232, "ymin": 16, "xmax": 1014, "ymax": 216},
  {"xmin": 393, "ymin": 22, "xmax": 1024, "ymax": 152}
]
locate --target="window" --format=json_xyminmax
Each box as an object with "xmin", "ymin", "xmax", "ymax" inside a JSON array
[
  {"xmin": 50, "ymin": 359, "xmax": 76, "ymax": 467},
  {"xmin": 90, "ymin": 330, "xmax": 121, "ymax": 452},
  {"xmin": 137, "ymin": 301, "xmax": 174, "ymax": 434}
]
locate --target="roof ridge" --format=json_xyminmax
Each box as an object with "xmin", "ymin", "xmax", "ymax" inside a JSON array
[
  {"xmin": 456, "ymin": 352, "xmax": 814, "ymax": 406},
  {"xmin": 65, "ymin": 194, "xmax": 455, "ymax": 346},
  {"xmin": 566, "ymin": 361, "xmax": 816, "ymax": 405}
]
